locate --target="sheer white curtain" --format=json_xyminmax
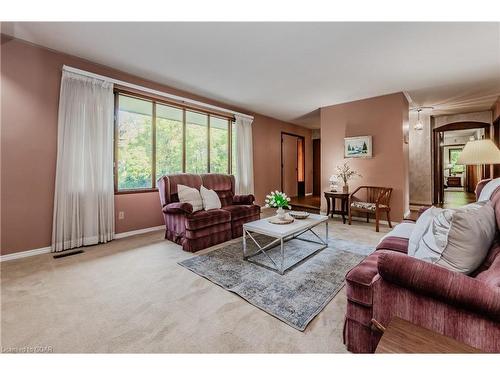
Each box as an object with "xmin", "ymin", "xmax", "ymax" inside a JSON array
[
  {"xmin": 234, "ymin": 115, "xmax": 254, "ymax": 195},
  {"xmin": 52, "ymin": 71, "xmax": 115, "ymax": 252}
]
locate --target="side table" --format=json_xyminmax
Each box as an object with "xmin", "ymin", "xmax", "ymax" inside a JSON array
[
  {"xmin": 374, "ymin": 317, "xmax": 481, "ymax": 353},
  {"xmin": 324, "ymin": 191, "xmax": 349, "ymax": 224}
]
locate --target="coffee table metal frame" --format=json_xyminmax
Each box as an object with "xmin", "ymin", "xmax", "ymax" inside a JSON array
[{"xmin": 242, "ymin": 215, "xmax": 329, "ymax": 275}]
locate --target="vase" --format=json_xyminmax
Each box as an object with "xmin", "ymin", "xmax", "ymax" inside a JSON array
[
  {"xmin": 343, "ymin": 184, "xmax": 349, "ymax": 194},
  {"xmin": 276, "ymin": 207, "xmax": 286, "ymax": 219}
]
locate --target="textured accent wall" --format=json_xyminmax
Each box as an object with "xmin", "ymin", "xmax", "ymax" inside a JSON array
[
  {"xmin": 320, "ymin": 93, "xmax": 410, "ymax": 221},
  {"xmin": 409, "ymin": 111, "xmax": 432, "ymax": 205}
]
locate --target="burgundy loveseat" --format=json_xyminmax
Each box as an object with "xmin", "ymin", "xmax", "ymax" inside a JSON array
[
  {"xmin": 157, "ymin": 173, "xmax": 260, "ymax": 252},
  {"xmin": 344, "ymin": 179, "xmax": 500, "ymax": 353}
]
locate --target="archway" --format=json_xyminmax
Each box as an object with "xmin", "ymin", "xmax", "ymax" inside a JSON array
[{"xmin": 432, "ymin": 121, "xmax": 491, "ymax": 205}]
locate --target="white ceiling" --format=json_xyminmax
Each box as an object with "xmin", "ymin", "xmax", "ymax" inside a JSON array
[{"xmin": 2, "ymin": 22, "xmax": 500, "ymax": 128}]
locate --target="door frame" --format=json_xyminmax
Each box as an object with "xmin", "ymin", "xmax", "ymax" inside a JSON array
[
  {"xmin": 432, "ymin": 121, "xmax": 491, "ymax": 204},
  {"xmin": 280, "ymin": 132, "xmax": 306, "ymax": 197}
]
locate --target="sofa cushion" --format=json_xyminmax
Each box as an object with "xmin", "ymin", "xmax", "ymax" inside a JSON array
[
  {"xmin": 178, "ymin": 184, "xmax": 203, "ymax": 212},
  {"xmin": 351, "ymin": 201, "xmax": 388, "ymax": 211},
  {"xmin": 200, "ymin": 185, "xmax": 222, "ymax": 210},
  {"xmin": 408, "ymin": 206, "xmax": 443, "ymax": 256},
  {"xmin": 413, "ymin": 201, "xmax": 496, "ymax": 274},
  {"xmin": 222, "ymin": 204, "xmax": 260, "ymax": 221},
  {"xmin": 185, "ymin": 209, "xmax": 231, "ymax": 231},
  {"xmin": 185, "ymin": 222, "xmax": 232, "ymax": 239},
  {"xmin": 201, "ymin": 174, "xmax": 234, "ymax": 206}
]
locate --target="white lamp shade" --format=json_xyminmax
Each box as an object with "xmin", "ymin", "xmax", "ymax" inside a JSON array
[{"xmin": 457, "ymin": 139, "xmax": 500, "ymax": 165}]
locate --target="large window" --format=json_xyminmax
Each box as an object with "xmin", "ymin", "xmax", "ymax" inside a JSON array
[
  {"xmin": 156, "ymin": 104, "xmax": 183, "ymax": 178},
  {"xmin": 210, "ymin": 116, "xmax": 229, "ymax": 173},
  {"xmin": 116, "ymin": 95, "xmax": 153, "ymax": 190},
  {"xmin": 185, "ymin": 111, "xmax": 208, "ymax": 173},
  {"xmin": 115, "ymin": 92, "xmax": 235, "ymax": 192}
]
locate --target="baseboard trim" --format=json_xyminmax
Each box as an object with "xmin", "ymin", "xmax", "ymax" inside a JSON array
[
  {"xmin": 305, "ymin": 193, "xmax": 313, "ymax": 196},
  {"xmin": 0, "ymin": 246, "xmax": 51, "ymax": 262},
  {"xmin": 114, "ymin": 225, "xmax": 164, "ymax": 239},
  {"xmin": 1, "ymin": 225, "xmax": 166, "ymax": 262}
]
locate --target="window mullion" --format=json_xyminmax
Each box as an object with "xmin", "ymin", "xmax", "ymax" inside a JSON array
[
  {"xmin": 182, "ymin": 109, "xmax": 186, "ymax": 173},
  {"xmin": 152, "ymin": 101, "xmax": 157, "ymax": 188},
  {"xmin": 207, "ymin": 115, "xmax": 211, "ymax": 173},
  {"xmin": 227, "ymin": 118, "xmax": 231, "ymax": 174}
]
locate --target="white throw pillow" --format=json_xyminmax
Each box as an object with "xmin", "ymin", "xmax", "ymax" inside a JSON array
[
  {"xmin": 177, "ymin": 184, "xmax": 203, "ymax": 212},
  {"xmin": 478, "ymin": 177, "xmax": 500, "ymax": 201},
  {"xmin": 200, "ymin": 185, "xmax": 222, "ymax": 211},
  {"xmin": 412, "ymin": 202, "xmax": 495, "ymax": 274},
  {"xmin": 407, "ymin": 206, "xmax": 444, "ymax": 256}
]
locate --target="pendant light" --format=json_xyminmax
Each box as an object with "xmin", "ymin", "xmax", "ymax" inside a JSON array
[
  {"xmin": 410, "ymin": 106, "xmax": 434, "ymax": 131},
  {"xmin": 414, "ymin": 109, "xmax": 423, "ymax": 130}
]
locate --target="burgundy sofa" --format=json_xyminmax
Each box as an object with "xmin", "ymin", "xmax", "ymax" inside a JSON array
[
  {"xmin": 157, "ymin": 173, "xmax": 260, "ymax": 252},
  {"xmin": 344, "ymin": 179, "xmax": 500, "ymax": 353}
]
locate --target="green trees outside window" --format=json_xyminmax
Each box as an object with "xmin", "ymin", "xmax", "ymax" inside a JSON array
[
  {"xmin": 449, "ymin": 148, "xmax": 465, "ymax": 174},
  {"xmin": 210, "ymin": 116, "xmax": 229, "ymax": 173},
  {"xmin": 116, "ymin": 93, "xmax": 235, "ymax": 191},
  {"xmin": 185, "ymin": 111, "xmax": 208, "ymax": 173},
  {"xmin": 117, "ymin": 95, "xmax": 153, "ymax": 190},
  {"xmin": 156, "ymin": 104, "xmax": 183, "ymax": 178}
]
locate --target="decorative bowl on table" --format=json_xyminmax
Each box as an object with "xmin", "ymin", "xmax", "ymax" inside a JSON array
[
  {"xmin": 289, "ymin": 211, "xmax": 310, "ymax": 220},
  {"xmin": 268, "ymin": 215, "xmax": 294, "ymax": 225}
]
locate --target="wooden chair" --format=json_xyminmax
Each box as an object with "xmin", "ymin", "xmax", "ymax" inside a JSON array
[{"xmin": 348, "ymin": 186, "xmax": 393, "ymax": 232}]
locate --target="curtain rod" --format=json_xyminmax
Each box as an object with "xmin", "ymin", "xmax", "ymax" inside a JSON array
[{"xmin": 62, "ymin": 65, "xmax": 254, "ymax": 120}]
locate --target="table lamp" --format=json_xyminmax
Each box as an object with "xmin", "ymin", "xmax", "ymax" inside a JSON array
[{"xmin": 457, "ymin": 139, "xmax": 500, "ymax": 165}]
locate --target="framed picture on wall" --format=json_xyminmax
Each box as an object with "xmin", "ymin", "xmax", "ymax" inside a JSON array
[{"xmin": 344, "ymin": 136, "xmax": 372, "ymax": 158}]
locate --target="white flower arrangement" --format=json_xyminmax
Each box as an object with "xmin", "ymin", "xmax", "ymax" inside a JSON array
[
  {"xmin": 264, "ymin": 190, "xmax": 291, "ymax": 209},
  {"xmin": 333, "ymin": 162, "xmax": 362, "ymax": 185}
]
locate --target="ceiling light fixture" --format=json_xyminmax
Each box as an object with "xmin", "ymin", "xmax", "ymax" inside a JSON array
[
  {"xmin": 414, "ymin": 109, "xmax": 424, "ymax": 131},
  {"xmin": 410, "ymin": 106, "xmax": 434, "ymax": 131}
]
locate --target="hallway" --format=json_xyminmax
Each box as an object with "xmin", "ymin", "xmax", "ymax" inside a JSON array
[{"xmin": 441, "ymin": 190, "xmax": 476, "ymax": 208}]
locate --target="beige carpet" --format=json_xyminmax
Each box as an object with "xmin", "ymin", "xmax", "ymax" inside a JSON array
[{"xmin": 1, "ymin": 214, "xmax": 388, "ymax": 353}]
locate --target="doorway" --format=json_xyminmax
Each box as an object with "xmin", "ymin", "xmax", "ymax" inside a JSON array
[
  {"xmin": 432, "ymin": 121, "xmax": 491, "ymax": 205},
  {"xmin": 281, "ymin": 132, "xmax": 305, "ymax": 197}
]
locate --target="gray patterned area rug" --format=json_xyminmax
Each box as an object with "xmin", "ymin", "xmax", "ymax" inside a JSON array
[{"xmin": 179, "ymin": 234, "xmax": 372, "ymax": 331}]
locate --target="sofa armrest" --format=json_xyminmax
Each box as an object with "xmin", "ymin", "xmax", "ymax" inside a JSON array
[
  {"xmin": 377, "ymin": 251, "xmax": 500, "ymax": 321},
  {"xmin": 233, "ymin": 194, "xmax": 255, "ymax": 205},
  {"xmin": 162, "ymin": 202, "xmax": 193, "ymax": 215}
]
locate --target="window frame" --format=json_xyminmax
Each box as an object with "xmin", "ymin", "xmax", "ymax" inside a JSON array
[
  {"xmin": 114, "ymin": 89, "xmax": 235, "ymax": 194},
  {"xmin": 448, "ymin": 147, "xmax": 465, "ymax": 175}
]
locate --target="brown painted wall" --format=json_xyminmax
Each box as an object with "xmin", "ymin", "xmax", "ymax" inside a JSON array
[
  {"xmin": 320, "ymin": 93, "xmax": 409, "ymax": 221},
  {"xmin": 252, "ymin": 115, "xmax": 313, "ymax": 206},
  {"xmin": 1, "ymin": 36, "xmax": 312, "ymax": 255}
]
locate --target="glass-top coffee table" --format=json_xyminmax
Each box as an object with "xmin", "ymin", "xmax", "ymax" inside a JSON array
[{"xmin": 242, "ymin": 214, "xmax": 329, "ymax": 275}]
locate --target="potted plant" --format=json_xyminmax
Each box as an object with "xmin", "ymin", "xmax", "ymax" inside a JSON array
[
  {"xmin": 334, "ymin": 162, "xmax": 362, "ymax": 193},
  {"xmin": 264, "ymin": 191, "xmax": 291, "ymax": 219}
]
